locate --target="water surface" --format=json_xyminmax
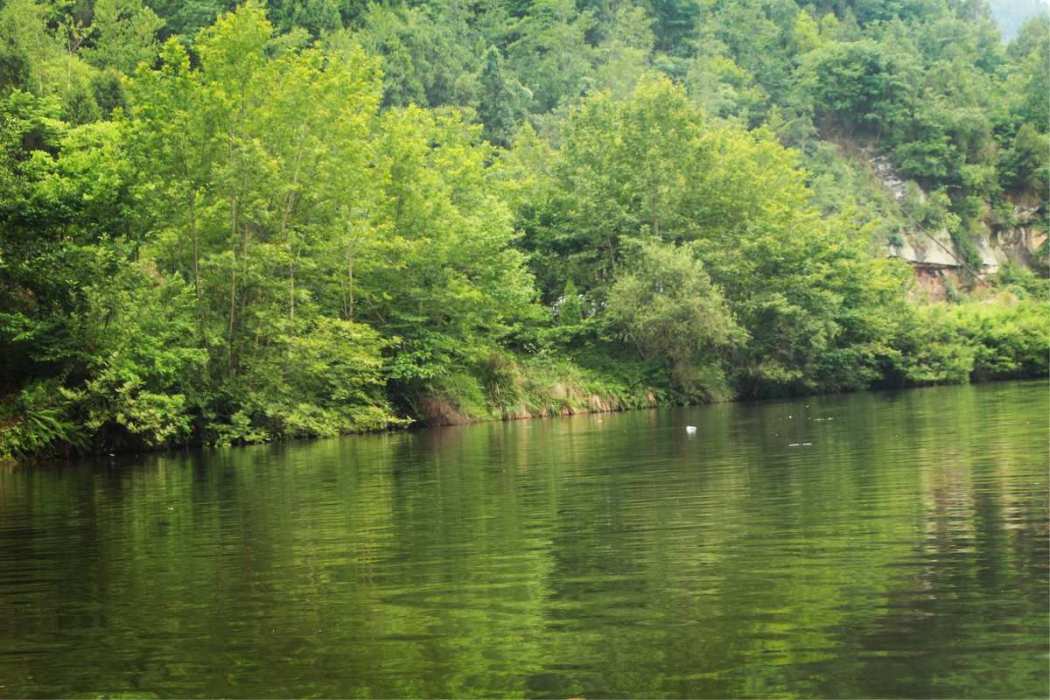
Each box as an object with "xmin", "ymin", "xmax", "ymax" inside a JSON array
[{"xmin": 1, "ymin": 381, "xmax": 1047, "ymax": 698}]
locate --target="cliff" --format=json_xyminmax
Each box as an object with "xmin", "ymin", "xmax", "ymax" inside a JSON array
[{"xmin": 870, "ymin": 156, "xmax": 1047, "ymax": 297}]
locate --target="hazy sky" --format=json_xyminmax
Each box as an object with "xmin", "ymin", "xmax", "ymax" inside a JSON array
[{"xmin": 989, "ymin": 0, "xmax": 1050, "ymax": 40}]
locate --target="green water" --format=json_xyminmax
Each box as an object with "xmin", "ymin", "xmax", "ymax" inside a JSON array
[{"xmin": 0, "ymin": 381, "xmax": 1047, "ymax": 698}]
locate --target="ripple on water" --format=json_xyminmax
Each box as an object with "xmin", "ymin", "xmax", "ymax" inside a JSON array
[{"xmin": 0, "ymin": 381, "xmax": 1046, "ymax": 698}]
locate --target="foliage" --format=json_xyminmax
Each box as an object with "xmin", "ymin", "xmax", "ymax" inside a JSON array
[
  {"xmin": 994, "ymin": 262, "xmax": 1050, "ymax": 299},
  {"xmin": 520, "ymin": 77, "xmax": 927, "ymax": 398},
  {"xmin": 895, "ymin": 298, "xmax": 1050, "ymax": 385},
  {"xmin": 69, "ymin": 261, "xmax": 206, "ymax": 450},
  {"xmin": 798, "ymin": 39, "xmax": 915, "ymax": 136},
  {"xmin": 0, "ymin": 0, "xmax": 1046, "ymax": 460},
  {"xmin": 83, "ymin": 0, "xmax": 164, "ymax": 74},
  {"xmin": 0, "ymin": 381, "xmax": 83, "ymax": 459},
  {"xmin": 356, "ymin": 3, "xmax": 480, "ymax": 109},
  {"xmin": 505, "ymin": 0, "xmax": 596, "ymax": 112},
  {"xmin": 209, "ymin": 317, "xmax": 396, "ymax": 443},
  {"xmin": 477, "ymin": 46, "xmax": 523, "ymax": 147},
  {"xmin": 607, "ymin": 239, "xmax": 743, "ymax": 400}
]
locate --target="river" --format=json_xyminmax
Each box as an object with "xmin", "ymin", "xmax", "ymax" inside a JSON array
[{"xmin": 0, "ymin": 381, "xmax": 1047, "ymax": 698}]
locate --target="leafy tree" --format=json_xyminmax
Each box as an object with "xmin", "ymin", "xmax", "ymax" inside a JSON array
[
  {"xmin": 685, "ymin": 49, "xmax": 765, "ymax": 124},
  {"xmin": 0, "ymin": 91, "xmax": 132, "ymax": 393},
  {"xmin": 607, "ymin": 239, "xmax": 743, "ymax": 398},
  {"xmin": 645, "ymin": 0, "xmax": 699, "ymax": 55},
  {"xmin": 594, "ymin": 5, "xmax": 653, "ymax": 98},
  {"xmin": 145, "ymin": 0, "xmax": 231, "ymax": 39},
  {"xmin": 1008, "ymin": 15, "xmax": 1050, "ymax": 130},
  {"xmin": 558, "ymin": 277, "xmax": 582, "ymax": 325},
  {"xmin": 798, "ymin": 38, "xmax": 916, "ymax": 137},
  {"xmin": 0, "ymin": 0, "xmax": 103, "ymax": 120},
  {"xmin": 267, "ymin": 0, "xmax": 343, "ymax": 36},
  {"xmin": 519, "ymin": 77, "xmax": 920, "ymax": 396},
  {"xmin": 525, "ymin": 76, "xmax": 704, "ymax": 293},
  {"xmin": 477, "ymin": 46, "xmax": 520, "ymax": 147},
  {"xmin": 127, "ymin": 2, "xmax": 397, "ymax": 440},
  {"xmin": 0, "ymin": 0, "xmax": 41, "ymax": 90},
  {"xmin": 999, "ymin": 123, "xmax": 1050, "ymax": 194},
  {"xmin": 358, "ymin": 3, "xmax": 480, "ymax": 108},
  {"xmin": 695, "ymin": 0, "xmax": 800, "ymax": 107},
  {"xmin": 83, "ymin": 0, "xmax": 163, "ymax": 73},
  {"xmin": 69, "ymin": 260, "xmax": 206, "ymax": 449},
  {"xmin": 367, "ymin": 106, "xmax": 537, "ymax": 393},
  {"xmin": 505, "ymin": 0, "xmax": 596, "ymax": 112}
]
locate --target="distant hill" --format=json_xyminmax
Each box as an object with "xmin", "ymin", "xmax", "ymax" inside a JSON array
[{"xmin": 989, "ymin": 0, "xmax": 1050, "ymax": 40}]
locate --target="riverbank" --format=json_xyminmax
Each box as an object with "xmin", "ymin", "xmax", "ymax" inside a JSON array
[{"xmin": 4, "ymin": 332, "xmax": 1048, "ymax": 469}]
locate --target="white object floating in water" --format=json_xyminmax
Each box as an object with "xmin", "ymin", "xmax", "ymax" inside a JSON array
[
  {"xmin": 789, "ymin": 442, "xmax": 813, "ymax": 448},
  {"xmin": 686, "ymin": 426, "xmax": 698, "ymax": 434}
]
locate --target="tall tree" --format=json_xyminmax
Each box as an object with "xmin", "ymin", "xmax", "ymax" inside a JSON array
[
  {"xmin": 83, "ymin": 0, "xmax": 164, "ymax": 73},
  {"xmin": 477, "ymin": 46, "xmax": 520, "ymax": 147}
]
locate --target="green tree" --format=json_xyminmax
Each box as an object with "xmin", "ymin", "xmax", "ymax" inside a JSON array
[
  {"xmin": 798, "ymin": 38, "xmax": 916, "ymax": 137},
  {"xmin": 607, "ymin": 239, "xmax": 743, "ymax": 399},
  {"xmin": 594, "ymin": 5, "xmax": 654, "ymax": 98},
  {"xmin": 477, "ymin": 46, "xmax": 520, "ymax": 147},
  {"xmin": 145, "ymin": 0, "xmax": 231, "ymax": 39},
  {"xmin": 646, "ymin": 0, "xmax": 699, "ymax": 55},
  {"xmin": 506, "ymin": 0, "xmax": 596, "ymax": 112},
  {"xmin": 127, "ymin": 2, "xmax": 397, "ymax": 440},
  {"xmin": 559, "ymin": 277, "xmax": 582, "ymax": 325},
  {"xmin": 1000, "ymin": 122, "xmax": 1050, "ymax": 194},
  {"xmin": 367, "ymin": 106, "xmax": 537, "ymax": 395},
  {"xmin": 358, "ymin": 3, "xmax": 480, "ymax": 108},
  {"xmin": 1008, "ymin": 16, "xmax": 1050, "ymax": 130},
  {"xmin": 70, "ymin": 260, "xmax": 206, "ymax": 450},
  {"xmin": 0, "ymin": 0, "xmax": 103, "ymax": 120},
  {"xmin": 268, "ymin": 0, "xmax": 343, "ymax": 36},
  {"xmin": 519, "ymin": 77, "xmax": 918, "ymax": 396},
  {"xmin": 84, "ymin": 0, "xmax": 164, "ymax": 73}
]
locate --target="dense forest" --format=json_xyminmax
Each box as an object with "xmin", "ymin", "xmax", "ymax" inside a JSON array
[{"xmin": 0, "ymin": 0, "xmax": 1047, "ymax": 460}]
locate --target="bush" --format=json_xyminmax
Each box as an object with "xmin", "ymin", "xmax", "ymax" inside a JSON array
[
  {"xmin": 208, "ymin": 317, "xmax": 399, "ymax": 443},
  {"xmin": 606, "ymin": 239, "xmax": 744, "ymax": 400},
  {"xmin": 994, "ymin": 262, "xmax": 1049, "ymax": 299},
  {"xmin": 957, "ymin": 299, "xmax": 1050, "ymax": 380},
  {"xmin": 894, "ymin": 298, "xmax": 1049, "ymax": 384},
  {"xmin": 70, "ymin": 263, "xmax": 206, "ymax": 450},
  {"xmin": 0, "ymin": 382, "xmax": 83, "ymax": 460}
]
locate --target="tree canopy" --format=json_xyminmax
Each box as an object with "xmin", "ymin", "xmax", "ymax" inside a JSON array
[{"xmin": 0, "ymin": 0, "xmax": 1046, "ymax": 459}]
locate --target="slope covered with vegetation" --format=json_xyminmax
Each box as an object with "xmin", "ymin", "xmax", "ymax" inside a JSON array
[{"xmin": 0, "ymin": 0, "xmax": 1047, "ymax": 460}]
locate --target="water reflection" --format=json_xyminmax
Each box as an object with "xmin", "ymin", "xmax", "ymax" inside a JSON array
[{"xmin": 0, "ymin": 381, "xmax": 1046, "ymax": 698}]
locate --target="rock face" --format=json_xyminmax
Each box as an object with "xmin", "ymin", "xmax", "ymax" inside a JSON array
[
  {"xmin": 887, "ymin": 207, "xmax": 1047, "ymax": 277},
  {"xmin": 873, "ymin": 156, "xmax": 1046, "ymax": 278},
  {"xmin": 995, "ymin": 207, "xmax": 1049, "ymax": 269},
  {"xmin": 889, "ymin": 228, "xmax": 963, "ymax": 269},
  {"xmin": 871, "ymin": 157, "xmax": 909, "ymax": 201}
]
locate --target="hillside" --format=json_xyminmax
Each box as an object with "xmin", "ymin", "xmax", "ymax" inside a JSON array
[{"xmin": 0, "ymin": 0, "xmax": 1047, "ymax": 460}]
